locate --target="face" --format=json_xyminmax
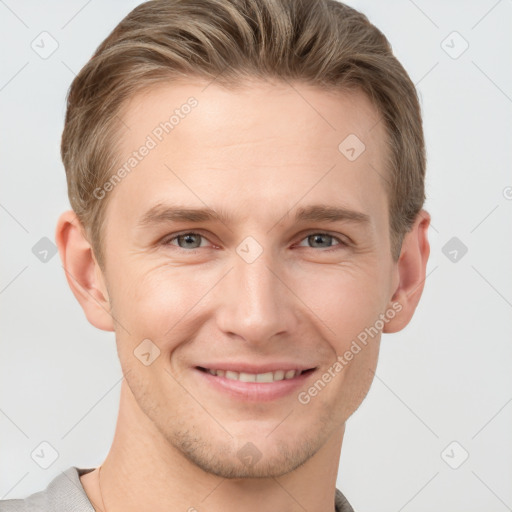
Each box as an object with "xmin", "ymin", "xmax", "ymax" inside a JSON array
[{"xmin": 97, "ymin": 79, "xmax": 399, "ymax": 478}]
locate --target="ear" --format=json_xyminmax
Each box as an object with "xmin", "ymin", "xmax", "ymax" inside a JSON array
[
  {"xmin": 55, "ymin": 210, "xmax": 115, "ymax": 332},
  {"xmin": 383, "ymin": 209, "xmax": 431, "ymax": 333}
]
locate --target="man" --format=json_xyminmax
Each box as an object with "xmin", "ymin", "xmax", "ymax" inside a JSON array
[{"xmin": 1, "ymin": 0, "xmax": 430, "ymax": 510}]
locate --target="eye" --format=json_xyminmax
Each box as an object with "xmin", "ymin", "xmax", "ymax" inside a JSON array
[
  {"xmin": 296, "ymin": 233, "xmax": 346, "ymax": 251},
  {"xmin": 161, "ymin": 231, "xmax": 347, "ymax": 253},
  {"xmin": 164, "ymin": 232, "xmax": 210, "ymax": 250}
]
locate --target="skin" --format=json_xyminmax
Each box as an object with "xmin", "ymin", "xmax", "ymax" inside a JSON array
[{"xmin": 56, "ymin": 79, "xmax": 430, "ymax": 512}]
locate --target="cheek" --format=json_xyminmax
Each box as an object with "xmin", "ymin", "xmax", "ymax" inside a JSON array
[
  {"xmin": 291, "ymin": 262, "xmax": 389, "ymax": 349},
  {"xmin": 291, "ymin": 266, "xmax": 384, "ymax": 420},
  {"xmin": 107, "ymin": 261, "xmax": 222, "ymax": 353}
]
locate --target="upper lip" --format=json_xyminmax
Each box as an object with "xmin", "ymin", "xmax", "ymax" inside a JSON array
[{"xmin": 196, "ymin": 362, "xmax": 317, "ymax": 373}]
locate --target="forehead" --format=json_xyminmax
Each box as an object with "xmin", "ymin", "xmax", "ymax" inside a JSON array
[
  {"xmin": 119, "ymin": 79, "xmax": 384, "ymax": 156},
  {"xmin": 106, "ymin": 79, "xmax": 389, "ymax": 230}
]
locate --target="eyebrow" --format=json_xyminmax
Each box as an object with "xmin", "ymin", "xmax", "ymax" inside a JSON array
[{"xmin": 137, "ymin": 203, "xmax": 371, "ymax": 228}]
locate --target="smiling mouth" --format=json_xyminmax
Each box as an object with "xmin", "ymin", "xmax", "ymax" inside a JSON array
[{"xmin": 196, "ymin": 366, "xmax": 316, "ymax": 383}]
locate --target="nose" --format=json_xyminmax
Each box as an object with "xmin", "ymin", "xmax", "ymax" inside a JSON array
[{"xmin": 215, "ymin": 246, "xmax": 299, "ymax": 346}]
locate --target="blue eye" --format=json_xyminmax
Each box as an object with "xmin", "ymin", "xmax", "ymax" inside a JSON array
[
  {"xmin": 166, "ymin": 232, "xmax": 207, "ymax": 250},
  {"xmin": 162, "ymin": 231, "xmax": 346, "ymax": 252},
  {"xmin": 297, "ymin": 233, "xmax": 344, "ymax": 250}
]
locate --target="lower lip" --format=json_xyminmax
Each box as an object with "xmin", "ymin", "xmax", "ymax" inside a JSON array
[{"xmin": 194, "ymin": 368, "xmax": 316, "ymax": 402}]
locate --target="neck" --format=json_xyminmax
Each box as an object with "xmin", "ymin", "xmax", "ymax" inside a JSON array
[{"xmin": 95, "ymin": 380, "xmax": 344, "ymax": 512}]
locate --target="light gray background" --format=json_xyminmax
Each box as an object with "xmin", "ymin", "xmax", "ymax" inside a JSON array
[{"xmin": 1, "ymin": 1, "xmax": 511, "ymax": 510}]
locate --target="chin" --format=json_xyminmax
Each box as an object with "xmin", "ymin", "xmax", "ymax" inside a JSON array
[
  {"xmin": 166, "ymin": 421, "xmax": 327, "ymax": 479},
  {"xmin": 179, "ymin": 440, "xmax": 317, "ymax": 479}
]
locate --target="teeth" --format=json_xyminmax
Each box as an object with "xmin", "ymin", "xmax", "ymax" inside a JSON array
[
  {"xmin": 206, "ymin": 368, "xmax": 304, "ymax": 382},
  {"xmin": 239, "ymin": 372, "xmax": 256, "ymax": 382},
  {"xmin": 256, "ymin": 372, "xmax": 274, "ymax": 383},
  {"xmin": 273, "ymin": 370, "xmax": 285, "ymax": 381}
]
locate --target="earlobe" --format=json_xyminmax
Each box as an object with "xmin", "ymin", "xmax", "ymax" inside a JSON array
[
  {"xmin": 383, "ymin": 210, "xmax": 431, "ymax": 333},
  {"xmin": 55, "ymin": 210, "xmax": 115, "ymax": 332}
]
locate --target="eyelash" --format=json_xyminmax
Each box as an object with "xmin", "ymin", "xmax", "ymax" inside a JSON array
[{"xmin": 161, "ymin": 231, "xmax": 348, "ymax": 253}]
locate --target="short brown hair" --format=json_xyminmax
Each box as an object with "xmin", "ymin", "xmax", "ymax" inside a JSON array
[{"xmin": 61, "ymin": 0, "xmax": 426, "ymax": 268}]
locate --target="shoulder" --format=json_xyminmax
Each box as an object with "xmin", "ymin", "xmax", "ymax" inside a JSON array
[
  {"xmin": 0, "ymin": 467, "xmax": 96, "ymax": 512},
  {"xmin": 335, "ymin": 487, "xmax": 355, "ymax": 512}
]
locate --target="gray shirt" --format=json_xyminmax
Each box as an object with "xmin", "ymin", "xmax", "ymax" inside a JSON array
[{"xmin": 0, "ymin": 467, "xmax": 354, "ymax": 511}]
